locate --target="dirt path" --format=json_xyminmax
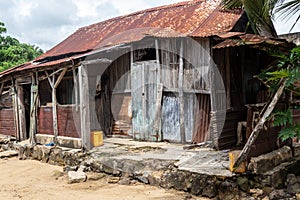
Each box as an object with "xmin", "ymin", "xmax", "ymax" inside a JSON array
[{"xmin": 0, "ymin": 158, "xmax": 206, "ymax": 200}]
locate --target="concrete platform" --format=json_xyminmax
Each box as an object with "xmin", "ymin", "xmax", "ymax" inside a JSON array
[{"xmin": 90, "ymin": 138, "xmax": 233, "ymax": 177}]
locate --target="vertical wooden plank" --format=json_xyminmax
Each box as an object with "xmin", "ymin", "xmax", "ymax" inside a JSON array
[
  {"xmin": 153, "ymin": 83, "xmax": 163, "ymax": 141},
  {"xmin": 17, "ymin": 85, "xmax": 26, "ymax": 141},
  {"xmin": 179, "ymin": 39, "xmax": 186, "ymax": 143},
  {"xmin": 141, "ymin": 63, "xmax": 146, "ymax": 140},
  {"xmin": 29, "ymin": 73, "xmax": 38, "ymax": 144},
  {"xmin": 52, "ymin": 85, "xmax": 58, "ymax": 144},
  {"xmin": 11, "ymin": 83, "xmax": 20, "ymax": 141},
  {"xmin": 72, "ymin": 66, "xmax": 79, "ymax": 112},
  {"xmin": 226, "ymin": 48, "xmax": 231, "ymax": 109},
  {"xmin": 79, "ymin": 65, "xmax": 91, "ymax": 150}
]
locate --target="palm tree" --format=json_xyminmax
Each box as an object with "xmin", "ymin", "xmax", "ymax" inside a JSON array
[{"xmin": 221, "ymin": 0, "xmax": 300, "ymax": 37}]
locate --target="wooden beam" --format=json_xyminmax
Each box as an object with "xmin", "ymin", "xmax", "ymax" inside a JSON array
[
  {"xmin": 45, "ymin": 71, "xmax": 54, "ymax": 88},
  {"xmin": 54, "ymin": 68, "xmax": 68, "ymax": 89},
  {"xmin": 233, "ymin": 79, "xmax": 286, "ymax": 169},
  {"xmin": 179, "ymin": 39, "xmax": 186, "ymax": 143}
]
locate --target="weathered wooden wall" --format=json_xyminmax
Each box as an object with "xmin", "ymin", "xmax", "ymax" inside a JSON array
[
  {"xmin": 95, "ymin": 52, "xmax": 131, "ymax": 136},
  {"xmin": 159, "ymin": 38, "xmax": 212, "ymax": 143},
  {"xmin": 0, "ymin": 108, "xmax": 15, "ymax": 136},
  {"xmin": 38, "ymin": 105, "xmax": 80, "ymax": 138}
]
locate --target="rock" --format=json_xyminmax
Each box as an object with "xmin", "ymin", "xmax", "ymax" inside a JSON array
[
  {"xmin": 63, "ymin": 166, "xmax": 78, "ymax": 172},
  {"xmin": 107, "ymin": 177, "xmax": 120, "ymax": 184},
  {"xmin": 0, "ymin": 150, "xmax": 18, "ymax": 159},
  {"xmin": 136, "ymin": 172, "xmax": 149, "ymax": 184},
  {"xmin": 286, "ymin": 174, "xmax": 298, "ymax": 185},
  {"xmin": 67, "ymin": 170, "xmax": 87, "ymax": 184},
  {"xmin": 52, "ymin": 170, "xmax": 64, "ymax": 179},
  {"xmin": 286, "ymin": 174, "xmax": 300, "ymax": 194},
  {"xmin": 218, "ymin": 181, "xmax": 239, "ymax": 200},
  {"xmin": 41, "ymin": 146, "xmax": 51, "ymax": 163},
  {"xmin": 262, "ymin": 196, "xmax": 270, "ymax": 200},
  {"xmin": 296, "ymin": 193, "xmax": 300, "ymax": 200},
  {"xmin": 119, "ymin": 177, "xmax": 131, "ymax": 185},
  {"xmin": 48, "ymin": 148, "xmax": 64, "ymax": 165},
  {"xmin": 148, "ymin": 171, "xmax": 163, "ymax": 186},
  {"xmin": 248, "ymin": 146, "xmax": 292, "ymax": 174},
  {"xmin": 294, "ymin": 143, "xmax": 300, "ymax": 158},
  {"xmin": 237, "ymin": 177, "xmax": 250, "ymax": 192},
  {"xmin": 269, "ymin": 189, "xmax": 286, "ymax": 200},
  {"xmin": 160, "ymin": 172, "xmax": 175, "ymax": 189},
  {"xmin": 250, "ymin": 188, "xmax": 264, "ymax": 198},
  {"xmin": 190, "ymin": 177, "xmax": 201, "ymax": 195},
  {"xmin": 287, "ymin": 182, "xmax": 300, "ymax": 194},
  {"xmin": 88, "ymin": 173, "xmax": 105, "ymax": 181},
  {"xmin": 202, "ymin": 180, "xmax": 217, "ymax": 198}
]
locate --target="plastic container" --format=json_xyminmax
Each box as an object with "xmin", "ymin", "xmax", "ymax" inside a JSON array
[{"xmin": 91, "ymin": 131, "xmax": 103, "ymax": 147}]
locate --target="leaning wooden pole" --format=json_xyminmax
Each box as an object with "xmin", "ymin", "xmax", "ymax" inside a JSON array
[{"xmin": 233, "ymin": 79, "xmax": 286, "ymax": 169}]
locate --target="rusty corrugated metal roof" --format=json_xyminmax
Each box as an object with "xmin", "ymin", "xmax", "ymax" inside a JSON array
[
  {"xmin": 37, "ymin": 0, "xmax": 243, "ymax": 60},
  {"xmin": 213, "ymin": 34, "xmax": 289, "ymax": 49},
  {"xmin": 0, "ymin": 0, "xmax": 243, "ymax": 78}
]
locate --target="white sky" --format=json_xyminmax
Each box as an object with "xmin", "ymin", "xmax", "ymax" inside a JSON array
[{"xmin": 0, "ymin": 0, "xmax": 299, "ymax": 51}]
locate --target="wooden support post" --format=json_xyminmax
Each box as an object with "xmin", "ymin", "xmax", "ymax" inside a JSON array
[
  {"xmin": 233, "ymin": 79, "xmax": 286, "ymax": 169},
  {"xmin": 29, "ymin": 73, "xmax": 38, "ymax": 144},
  {"xmin": 45, "ymin": 68, "xmax": 68, "ymax": 145},
  {"xmin": 11, "ymin": 83, "xmax": 20, "ymax": 141},
  {"xmin": 153, "ymin": 83, "xmax": 163, "ymax": 141},
  {"xmin": 52, "ymin": 78, "xmax": 58, "ymax": 145},
  {"xmin": 179, "ymin": 39, "xmax": 186, "ymax": 143},
  {"xmin": 79, "ymin": 65, "xmax": 91, "ymax": 150},
  {"xmin": 17, "ymin": 85, "xmax": 26, "ymax": 141},
  {"xmin": 154, "ymin": 39, "xmax": 162, "ymax": 141}
]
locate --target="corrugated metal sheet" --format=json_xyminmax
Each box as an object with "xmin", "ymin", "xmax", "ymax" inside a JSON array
[
  {"xmin": 213, "ymin": 34, "xmax": 288, "ymax": 49},
  {"xmin": 38, "ymin": 0, "xmax": 242, "ymax": 60},
  {"xmin": 0, "ymin": 0, "xmax": 243, "ymax": 78}
]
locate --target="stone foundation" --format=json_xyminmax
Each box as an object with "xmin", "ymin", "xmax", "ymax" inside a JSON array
[{"xmin": 1, "ymin": 137, "xmax": 299, "ymax": 199}]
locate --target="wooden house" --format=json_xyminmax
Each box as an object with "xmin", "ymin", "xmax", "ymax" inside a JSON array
[{"xmin": 0, "ymin": 0, "xmax": 291, "ymax": 151}]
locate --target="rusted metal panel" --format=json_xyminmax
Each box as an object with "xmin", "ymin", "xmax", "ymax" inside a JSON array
[
  {"xmin": 0, "ymin": 1, "xmax": 243, "ymax": 79},
  {"xmin": 0, "ymin": 109, "xmax": 15, "ymax": 136},
  {"xmin": 213, "ymin": 34, "xmax": 289, "ymax": 49},
  {"xmin": 192, "ymin": 94, "xmax": 211, "ymax": 143},
  {"xmin": 38, "ymin": 105, "xmax": 80, "ymax": 138},
  {"xmin": 36, "ymin": 0, "xmax": 242, "ymax": 61}
]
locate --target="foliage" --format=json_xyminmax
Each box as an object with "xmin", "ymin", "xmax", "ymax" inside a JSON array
[
  {"xmin": 261, "ymin": 46, "xmax": 300, "ymax": 141},
  {"xmin": 0, "ymin": 22, "xmax": 43, "ymax": 72},
  {"xmin": 221, "ymin": 0, "xmax": 300, "ymax": 36}
]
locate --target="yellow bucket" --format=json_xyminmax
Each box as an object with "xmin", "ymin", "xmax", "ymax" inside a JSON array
[{"xmin": 91, "ymin": 131, "xmax": 103, "ymax": 147}]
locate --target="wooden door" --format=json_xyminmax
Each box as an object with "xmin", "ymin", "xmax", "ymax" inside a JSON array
[{"xmin": 131, "ymin": 61, "xmax": 161, "ymax": 141}]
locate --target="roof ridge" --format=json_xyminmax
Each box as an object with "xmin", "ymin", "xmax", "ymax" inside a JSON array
[{"xmin": 79, "ymin": 0, "xmax": 211, "ymax": 31}]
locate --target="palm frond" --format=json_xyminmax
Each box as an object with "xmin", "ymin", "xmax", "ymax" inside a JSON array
[
  {"xmin": 276, "ymin": 0, "xmax": 300, "ymax": 32},
  {"xmin": 220, "ymin": 0, "xmax": 243, "ymax": 9}
]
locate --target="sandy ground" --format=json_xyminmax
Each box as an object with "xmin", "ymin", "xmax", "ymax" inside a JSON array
[{"xmin": 0, "ymin": 157, "xmax": 206, "ymax": 200}]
